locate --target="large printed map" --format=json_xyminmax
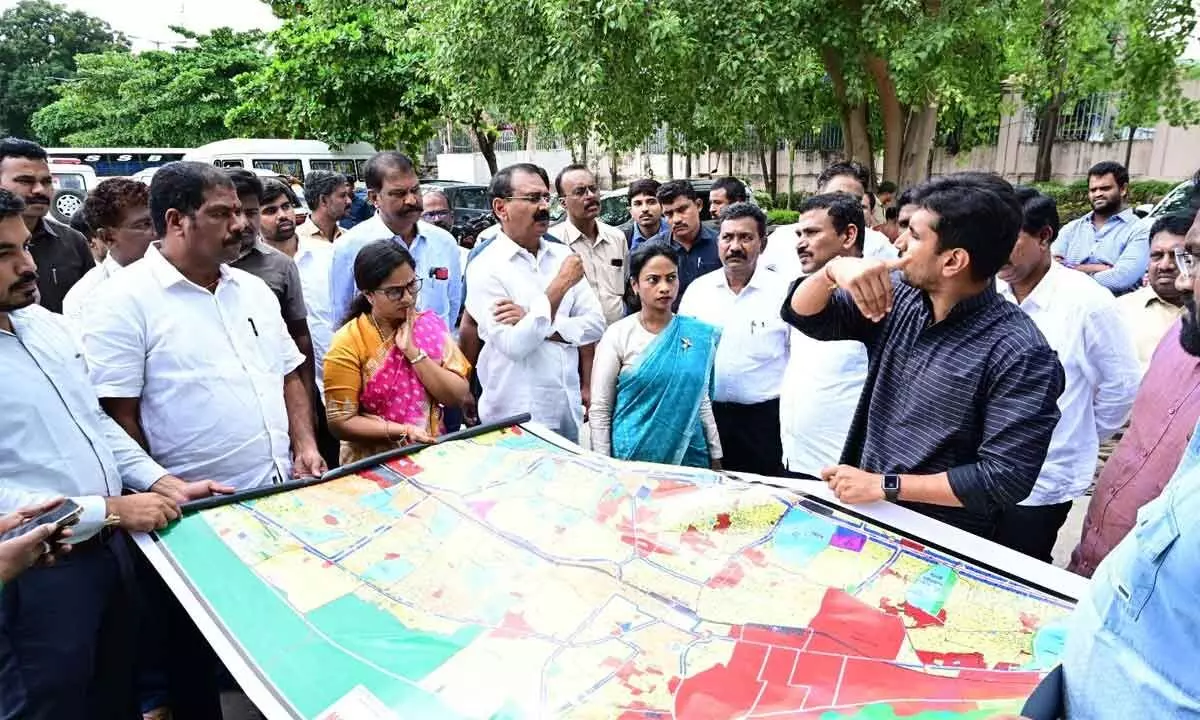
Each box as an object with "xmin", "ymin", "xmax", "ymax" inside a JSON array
[{"xmin": 154, "ymin": 425, "xmax": 1073, "ymax": 719}]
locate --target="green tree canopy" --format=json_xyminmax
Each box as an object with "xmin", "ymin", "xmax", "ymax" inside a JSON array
[
  {"xmin": 227, "ymin": 0, "xmax": 440, "ymax": 152},
  {"xmin": 0, "ymin": 0, "xmax": 128, "ymax": 139},
  {"xmin": 32, "ymin": 28, "xmax": 266, "ymax": 147}
]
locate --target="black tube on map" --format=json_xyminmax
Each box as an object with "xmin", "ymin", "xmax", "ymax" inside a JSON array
[{"xmin": 179, "ymin": 413, "xmax": 533, "ymax": 514}]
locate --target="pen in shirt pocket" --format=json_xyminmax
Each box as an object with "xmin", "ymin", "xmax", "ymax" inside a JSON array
[{"xmin": 248, "ymin": 318, "xmax": 259, "ymax": 337}]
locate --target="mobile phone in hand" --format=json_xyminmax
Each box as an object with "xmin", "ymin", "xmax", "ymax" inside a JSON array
[{"xmin": 26, "ymin": 499, "xmax": 84, "ymax": 539}]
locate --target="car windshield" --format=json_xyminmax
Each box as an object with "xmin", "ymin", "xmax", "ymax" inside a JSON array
[
  {"xmin": 451, "ymin": 187, "xmax": 490, "ymax": 210},
  {"xmin": 1154, "ymin": 182, "xmax": 1195, "ymax": 217},
  {"xmin": 53, "ymin": 174, "xmax": 85, "ymax": 191}
]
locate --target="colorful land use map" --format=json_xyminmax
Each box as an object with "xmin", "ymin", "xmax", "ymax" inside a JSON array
[{"xmin": 152, "ymin": 425, "xmax": 1074, "ymax": 720}]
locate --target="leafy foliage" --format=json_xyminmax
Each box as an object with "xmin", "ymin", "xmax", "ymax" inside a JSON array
[
  {"xmin": 0, "ymin": 0, "xmax": 128, "ymax": 139},
  {"xmin": 227, "ymin": 0, "xmax": 439, "ymax": 152},
  {"xmin": 32, "ymin": 28, "xmax": 265, "ymax": 147}
]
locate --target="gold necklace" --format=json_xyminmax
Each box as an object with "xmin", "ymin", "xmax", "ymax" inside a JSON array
[{"xmin": 368, "ymin": 312, "xmax": 394, "ymax": 341}]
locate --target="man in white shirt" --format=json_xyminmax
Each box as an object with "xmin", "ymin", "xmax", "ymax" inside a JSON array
[
  {"xmin": 258, "ymin": 177, "xmax": 340, "ymax": 468},
  {"xmin": 0, "ymin": 187, "xmax": 229, "ymax": 719},
  {"xmin": 62, "ymin": 178, "xmax": 155, "ymax": 326},
  {"xmin": 779, "ymin": 193, "xmax": 871, "ymax": 479},
  {"xmin": 762, "ymin": 161, "xmax": 898, "ymax": 278},
  {"xmin": 84, "ymin": 161, "xmax": 326, "ymax": 490},
  {"xmin": 994, "ymin": 187, "xmax": 1140, "ymax": 562},
  {"xmin": 465, "ymin": 163, "xmax": 605, "ymax": 442},
  {"xmin": 679, "ymin": 202, "xmax": 790, "ymax": 476}
]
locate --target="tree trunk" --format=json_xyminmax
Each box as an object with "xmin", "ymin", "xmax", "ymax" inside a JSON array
[
  {"xmin": 666, "ymin": 129, "xmax": 674, "ymax": 179},
  {"xmin": 1034, "ymin": 95, "xmax": 1063, "ymax": 182},
  {"xmin": 898, "ymin": 102, "xmax": 939, "ymax": 188},
  {"xmin": 768, "ymin": 140, "xmax": 779, "ymax": 200},
  {"xmin": 1124, "ymin": 125, "xmax": 1135, "ymax": 170},
  {"xmin": 684, "ymin": 153, "xmax": 692, "ymax": 178},
  {"xmin": 821, "ymin": 46, "xmax": 873, "ymax": 167},
  {"xmin": 524, "ymin": 125, "xmax": 537, "ymax": 153},
  {"xmin": 610, "ymin": 148, "xmax": 619, "ymax": 188},
  {"xmin": 472, "ymin": 123, "xmax": 498, "ymax": 176},
  {"xmin": 865, "ymin": 54, "xmax": 903, "ymax": 185},
  {"xmin": 757, "ymin": 144, "xmax": 771, "ymax": 198},
  {"xmin": 727, "ymin": 151, "xmax": 734, "ymax": 175}
]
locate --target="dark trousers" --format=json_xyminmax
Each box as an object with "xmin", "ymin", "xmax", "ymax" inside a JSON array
[
  {"xmin": 0, "ymin": 532, "xmax": 139, "ymax": 720},
  {"xmin": 712, "ymin": 398, "xmax": 785, "ymax": 477},
  {"xmin": 134, "ymin": 548, "xmax": 223, "ymax": 720},
  {"xmin": 991, "ymin": 500, "xmax": 1074, "ymax": 563}
]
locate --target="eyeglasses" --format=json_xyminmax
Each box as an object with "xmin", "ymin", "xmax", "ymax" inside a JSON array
[
  {"xmin": 422, "ymin": 210, "xmax": 450, "ymax": 219},
  {"xmin": 503, "ymin": 193, "xmax": 552, "ymax": 204},
  {"xmin": 568, "ymin": 185, "xmax": 599, "ymax": 198},
  {"xmin": 374, "ymin": 278, "xmax": 422, "ymax": 300},
  {"xmin": 1174, "ymin": 248, "xmax": 1199, "ymax": 280}
]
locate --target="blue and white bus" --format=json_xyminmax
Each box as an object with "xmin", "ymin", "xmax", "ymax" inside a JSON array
[{"xmin": 44, "ymin": 148, "xmax": 191, "ymax": 177}]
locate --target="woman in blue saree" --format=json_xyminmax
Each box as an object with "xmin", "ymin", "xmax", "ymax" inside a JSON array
[{"xmin": 589, "ymin": 243, "xmax": 723, "ymax": 468}]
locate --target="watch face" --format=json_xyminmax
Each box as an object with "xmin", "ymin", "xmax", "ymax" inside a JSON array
[{"xmin": 883, "ymin": 476, "xmax": 900, "ymax": 491}]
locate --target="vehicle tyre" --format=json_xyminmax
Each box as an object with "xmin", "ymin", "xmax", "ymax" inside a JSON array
[{"xmin": 51, "ymin": 188, "xmax": 87, "ymax": 223}]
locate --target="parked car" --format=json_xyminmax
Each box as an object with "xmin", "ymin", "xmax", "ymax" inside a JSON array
[
  {"xmin": 422, "ymin": 183, "xmax": 490, "ymax": 225},
  {"xmin": 49, "ymin": 160, "xmax": 99, "ymax": 222},
  {"xmin": 1137, "ymin": 179, "xmax": 1195, "ymax": 220}
]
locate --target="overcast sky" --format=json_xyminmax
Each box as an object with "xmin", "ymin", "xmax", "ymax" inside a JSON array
[
  {"xmin": 0, "ymin": 0, "xmax": 281, "ymax": 50},
  {"xmin": 3, "ymin": 0, "xmax": 1197, "ymax": 56}
]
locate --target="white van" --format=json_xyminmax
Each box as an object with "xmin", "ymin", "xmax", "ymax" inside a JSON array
[
  {"xmin": 183, "ymin": 139, "xmax": 377, "ymax": 184},
  {"xmin": 48, "ymin": 159, "xmax": 100, "ymax": 222}
]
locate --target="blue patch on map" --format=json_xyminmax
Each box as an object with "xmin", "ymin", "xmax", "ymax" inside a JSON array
[
  {"xmin": 772, "ymin": 508, "xmax": 837, "ymax": 566},
  {"xmin": 906, "ymin": 565, "xmax": 957, "ymax": 615}
]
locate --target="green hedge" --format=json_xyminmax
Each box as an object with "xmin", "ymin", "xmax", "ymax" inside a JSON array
[
  {"xmin": 771, "ymin": 191, "xmax": 812, "ymax": 210},
  {"xmin": 767, "ymin": 209, "xmax": 800, "ymax": 226},
  {"xmin": 1029, "ymin": 179, "xmax": 1175, "ymax": 220},
  {"xmin": 753, "ymin": 190, "xmax": 774, "ymax": 209}
]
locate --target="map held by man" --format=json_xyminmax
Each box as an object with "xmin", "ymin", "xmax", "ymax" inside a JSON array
[{"xmin": 154, "ymin": 425, "xmax": 1073, "ymax": 719}]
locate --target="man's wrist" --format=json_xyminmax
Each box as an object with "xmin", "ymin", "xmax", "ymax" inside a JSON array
[{"xmin": 882, "ymin": 473, "xmax": 901, "ymax": 502}]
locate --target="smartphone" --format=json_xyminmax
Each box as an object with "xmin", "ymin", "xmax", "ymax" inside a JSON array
[{"xmin": 26, "ymin": 499, "xmax": 84, "ymax": 537}]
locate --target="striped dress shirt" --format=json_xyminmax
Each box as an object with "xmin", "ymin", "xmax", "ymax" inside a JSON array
[{"xmin": 781, "ymin": 278, "xmax": 1065, "ymax": 537}]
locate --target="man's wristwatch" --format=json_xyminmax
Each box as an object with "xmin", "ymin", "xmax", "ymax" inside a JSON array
[{"xmin": 882, "ymin": 474, "xmax": 901, "ymax": 502}]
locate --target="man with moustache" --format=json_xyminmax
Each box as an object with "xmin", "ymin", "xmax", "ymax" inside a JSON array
[
  {"xmin": 761, "ymin": 162, "xmax": 897, "ymax": 279},
  {"xmin": 622, "ymin": 178, "xmax": 668, "ymax": 249},
  {"xmin": 1056, "ymin": 206, "xmax": 1200, "ymax": 717},
  {"xmin": 297, "ymin": 170, "xmax": 352, "ymax": 244},
  {"xmin": 680, "ymin": 202, "xmax": 790, "ymax": 475},
  {"xmin": 465, "ymin": 163, "xmax": 605, "ymax": 442},
  {"xmin": 655, "ymin": 180, "xmax": 722, "ymax": 302},
  {"xmin": 0, "ymin": 186, "xmax": 230, "ymax": 719},
  {"xmin": 778, "ymin": 193, "xmax": 870, "ymax": 479},
  {"xmin": 259, "ymin": 178, "xmax": 339, "ymax": 467},
  {"xmin": 549, "ymin": 164, "xmax": 628, "ymax": 326},
  {"xmin": 0, "ymin": 137, "xmax": 93, "ymax": 312},
  {"xmin": 331, "ymin": 152, "xmax": 462, "ymax": 330},
  {"xmin": 1116, "ymin": 211, "xmax": 1193, "ymax": 371},
  {"xmin": 1052, "ymin": 161, "xmax": 1149, "ymax": 295},
  {"xmin": 84, "ymin": 161, "xmax": 325, "ymax": 488},
  {"xmin": 706, "ymin": 176, "xmax": 749, "ymax": 226}
]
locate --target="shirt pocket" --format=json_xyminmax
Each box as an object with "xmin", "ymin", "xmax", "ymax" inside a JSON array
[{"xmin": 1112, "ymin": 499, "xmax": 1180, "ymax": 622}]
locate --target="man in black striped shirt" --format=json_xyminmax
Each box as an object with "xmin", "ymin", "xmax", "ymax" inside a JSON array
[{"xmin": 781, "ymin": 173, "xmax": 1065, "ymax": 538}]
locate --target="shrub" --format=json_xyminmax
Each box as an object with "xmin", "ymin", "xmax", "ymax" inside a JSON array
[
  {"xmin": 767, "ymin": 209, "xmax": 799, "ymax": 226},
  {"xmin": 1026, "ymin": 179, "xmax": 1176, "ymax": 220},
  {"xmin": 772, "ymin": 191, "xmax": 811, "ymax": 210},
  {"xmin": 753, "ymin": 190, "xmax": 774, "ymax": 209}
]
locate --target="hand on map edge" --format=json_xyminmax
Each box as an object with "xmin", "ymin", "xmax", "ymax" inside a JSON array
[
  {"xmin": 150, "ymin": 475, "xmax": 235, "ymax": 503},
  {"xmin": 821, "ymin": 465, "xmax": 885, "ymax": 504},
  {"xmin": 292, "ymin": 447, "xmax": 328, "ymax": 478}
]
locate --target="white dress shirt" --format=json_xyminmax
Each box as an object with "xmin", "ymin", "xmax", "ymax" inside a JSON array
[
  {"xmin": 761, "ymin": 225, "xmax": 897, "ymax": 279},
  {"xmin": 62, "ymin": 254, "xmax": 122, "ymax": 327},
  {"xmin": 83, "ymin": 246, "xmax": 306, "ymax": 490},
  {"xmin": 294, "ymin": 238, "xmax": 335, "ymax": 402},
  {"xmin": 999, "ymin": 262, "xmax": 1141, "ymax": 505},
  {"xmin": 678, "ymin": 263, "xmax": 791, "ymax": 404},
  {"xmin": 780, "ymin": 329, "xmax": 869, "ymax": 477},
  {"xmin": 0, "ymin": 304, "xmax": 166, "ymax": 540},
  {"xmin": 465, "ymin": 232, "xmax": 606, "ymax": 442}
]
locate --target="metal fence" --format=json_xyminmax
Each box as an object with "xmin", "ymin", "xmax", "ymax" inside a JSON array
[{"xmin": 1021, "ymin": 92, "xmax": 1156, "ymax": 144}]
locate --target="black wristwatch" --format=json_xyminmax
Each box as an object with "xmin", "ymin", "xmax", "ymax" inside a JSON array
[{"xmin": 882, "ymin": 474, "xmax": 901, "ymax": 502}]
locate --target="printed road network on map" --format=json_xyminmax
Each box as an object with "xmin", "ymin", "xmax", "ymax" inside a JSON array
[{"xmin": 154, "ymin": 425, "xmax": 1072, "ymax": 720}]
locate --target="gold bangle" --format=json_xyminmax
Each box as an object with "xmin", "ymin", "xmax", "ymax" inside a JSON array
[{"xmin": 383, "ymin": 420, "xmax": 392, "ymax": 442}]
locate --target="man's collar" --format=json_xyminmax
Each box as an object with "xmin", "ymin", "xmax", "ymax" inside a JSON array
[
  {"xmin": 563, "ymin": 218, "xmax": 614, "ymax": 246},
  {"xmin": 32, "ymin": 217, "xmax": 58, "ymax": 240},
  {"xmin": 495, "ymin": 230, "xmax": 544, "ymax": 259},
  {"xmin": 100, "ymin": 253, "xmax": 123, "ymax": 276},
  {"xmin": 634, "ymin": 219, "xmax": 667, "ymax": 241},
  {"xmin": 145, "ymin": 244, "xmax": 235, "ymax": 290}
]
